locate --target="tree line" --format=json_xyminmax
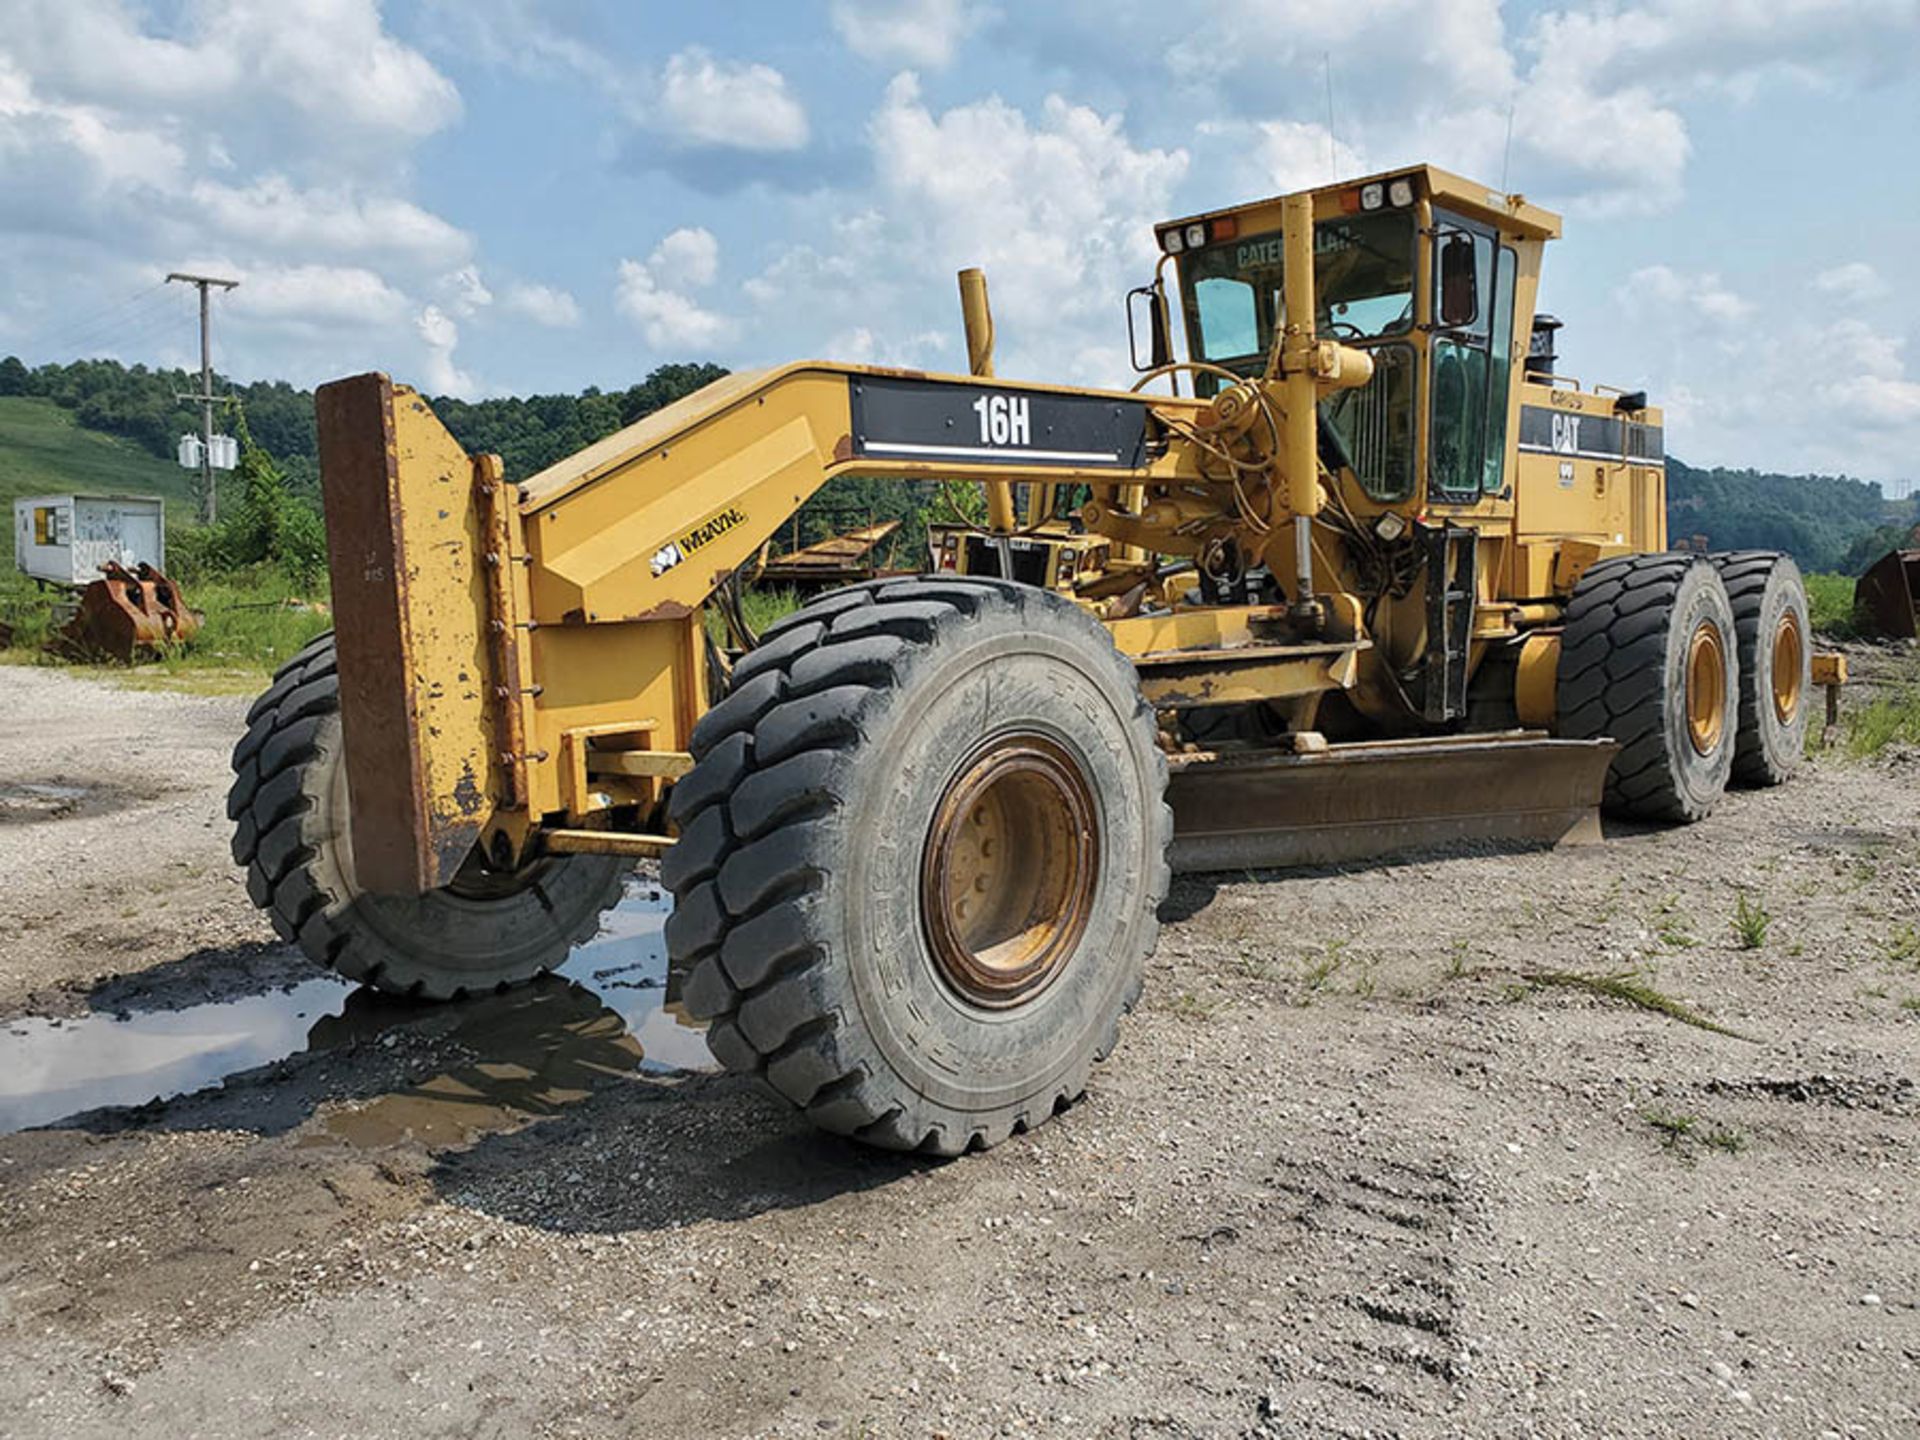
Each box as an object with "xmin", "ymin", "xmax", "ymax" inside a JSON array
[{"xmin": 2, "ymin": 353, "xmax": 1914, "ymax": 576}]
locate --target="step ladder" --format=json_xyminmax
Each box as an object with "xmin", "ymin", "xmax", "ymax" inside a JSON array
[{"xmin": 1421, "ymin": 525, "xmax": 1478, "ymax": 723}]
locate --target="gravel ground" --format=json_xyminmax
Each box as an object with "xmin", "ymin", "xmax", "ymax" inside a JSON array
[{"xmin": 0, "ymin": 655, "xmax": 1916, "ymax": 1439}]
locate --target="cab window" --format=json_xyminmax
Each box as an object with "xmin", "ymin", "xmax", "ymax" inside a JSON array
[{"xmin": 1429, "ymin": 220, "xmax": 1517, "ymax": 499}]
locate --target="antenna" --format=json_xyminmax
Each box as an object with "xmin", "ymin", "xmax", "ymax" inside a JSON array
[
  {"xmin": 1324, "ymin": 53, "xmax": 1338, "ymax": 181},
  {"xmin": 1500, "ymin": 95, "xmax": 1517, "ymax": 195}
]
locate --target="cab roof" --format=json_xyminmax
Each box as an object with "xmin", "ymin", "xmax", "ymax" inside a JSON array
[{"xmin": 1157, "ymin": 163, "xmax": 1563, "ymax": 246}]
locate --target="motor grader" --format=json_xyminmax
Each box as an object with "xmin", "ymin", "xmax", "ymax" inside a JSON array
[{"xmin": 229, "ymin": 164, "xmax": 1817, "ymax": 1155}]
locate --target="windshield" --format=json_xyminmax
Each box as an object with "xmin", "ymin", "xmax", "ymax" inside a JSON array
[{"xmin": 1182, "ymin": 210, "xmax": 1416, "ymax": 364}]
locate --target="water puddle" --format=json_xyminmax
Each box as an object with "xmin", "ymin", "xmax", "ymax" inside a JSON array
[
  {"xmin": 0, "ymin": 780, "xmax": 97, "ymax": 824},
  {"xmin": 0, "ymin": 880, "xmax": 714, "ymax": 1137}
]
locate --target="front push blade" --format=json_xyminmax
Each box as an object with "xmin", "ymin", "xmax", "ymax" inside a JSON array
[{"xmin": 1165, "ymin": 732, "xmax": 1617, "ymax": 874}]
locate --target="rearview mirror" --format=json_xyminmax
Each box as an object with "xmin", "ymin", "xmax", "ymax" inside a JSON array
[
  {"xmin": 1127, "ymin": 283, "xmax": 1172, "ymax": 372},
  {"xmin": 1439, "ymin": 234, "xmax": 1480, "ymax": 329}
]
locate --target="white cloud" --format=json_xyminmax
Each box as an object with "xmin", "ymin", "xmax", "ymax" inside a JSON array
[
  {"xmin": 615, "ymin": 230, "xmax": 731, "ymax": 350},
  {"xmin": 230, "ymin": 265, "xmax": 412, "ymax": 327},
  {"xmin": 658, "ymin": 48, "xmax": 809, "ymax": 152},
  {"xmin": 1620, "ymin": 265, "xmax": 1754, "ymax": 326},
  {"xmin": 831, "ymin": 0, "xmax": 987, "ymax": 69},
  {"xmin": 187, "ymin": 176, "xmax": 473, "ymax": 269},
  {"xmin": 415, "ymin": 303, "xmax": 478, "ymax": 398},
  {"xmin": 6, "ymin": 0, "xmax": 461, "ymax": 153},
  {"xmin": 647, "ymin": 228, "xmax": 722, "ymax": 290},
  {"xmin": 1813, "ymin": 262, "xmax": 1890, "ymax": 304},
  {"xmin": 438, "ymin": 265, "xmax": 493, "ymax": 318},
  {"xmin": 502, "ymin": 283, "xmax": 582, "ymax": 329},
  {"xmin": 865, "ymin": 74, "xmax": 1186, "ymax": 382}
]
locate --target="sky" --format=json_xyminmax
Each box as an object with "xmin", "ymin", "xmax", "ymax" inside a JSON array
[{"xmin": 1, "ymin": 0, "xmax": 1917, "ymax": 486}]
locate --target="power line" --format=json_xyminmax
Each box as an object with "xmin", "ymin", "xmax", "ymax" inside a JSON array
[{"xmin": 14, "ymin": 280, "xmax": 171, "ymax": 357}]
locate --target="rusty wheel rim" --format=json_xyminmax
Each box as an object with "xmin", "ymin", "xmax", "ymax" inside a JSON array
[
  {"xmin": 921, "ymin": 733, "xmax": 1099, "ymax": 1009},
  {"xmin": 1771, "ymin": 608, "xmax": 1804, "ymax": 724},
  {"xmin": 1685, "ymin": 620, "xmax": 1728, "ymax": 756}
]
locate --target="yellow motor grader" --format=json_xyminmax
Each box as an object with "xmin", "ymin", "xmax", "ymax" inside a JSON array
[{"xmin": 229, "ymin": 164, "xmax": 1817, "ymax": 1154}]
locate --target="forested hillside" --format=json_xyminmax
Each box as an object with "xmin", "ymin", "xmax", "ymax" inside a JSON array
[
  {"xmin": 4, "ymin": 353, "xmax": 1913, "ymax": 574},
  {"xmin": 1667, "ymin": 457, "xmax": 1917, "ymax": 573}
]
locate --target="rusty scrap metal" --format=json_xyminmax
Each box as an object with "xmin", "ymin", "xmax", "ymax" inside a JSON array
[
  {"xmin": 53, "ymin": 562, "xmax": 201, "ymax": 662},
  {"xmin": 1854, "ymin": 550, "xmax": 1920, "ymax": 639}
]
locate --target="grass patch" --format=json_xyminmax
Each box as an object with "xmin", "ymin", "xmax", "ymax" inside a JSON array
[
  {"xmin": 703, "ymin": 585, "xmax": 805, "ymax": 650},
  {"xmin": 1845, "ymin": 687, "xmax": 1920, "ymax": 759},
  {"xmin": 1643, "ymin": 1107, "xmax": 1748, "ymax": 1160},
  {"xmin": 1521, "ymin": 968, "xmax": 1754, "ymax": 1041},
  {"xmin": 1804, "ymin": 571, "xmax": 1864, "ymax": 638},
  {"xmin": 1730, "ymin": 891, "xmax": 1771, "ymax": 950},
  {"xmin": 1651, "ymin": 893, "xmax": 1698, "ymax": 950},
  {"xmin": 1883, "ymin": 923, "xmax": 1920, "ymax": 967}
]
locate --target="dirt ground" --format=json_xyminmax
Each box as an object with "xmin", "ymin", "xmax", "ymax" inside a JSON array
[{"xmin": 1, "ymin": 656, "xmax": 1916, "ymax": 1439}]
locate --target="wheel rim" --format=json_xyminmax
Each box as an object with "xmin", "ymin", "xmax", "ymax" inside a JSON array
[
  {"xmin": 1771, "ymin": 608, "xmax": 1804, "ymax": 724},
  {"xmin": 921, "ymin": 732, "xmax": 1100, "ymax": 1009},
  {"xmin": 1685, "ymin": 620, "xmax": 1728, "ymax": 756}
]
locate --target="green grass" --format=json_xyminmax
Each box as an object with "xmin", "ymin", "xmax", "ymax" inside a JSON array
[
  {"xmin": 1643, "ymin": 1108, "xmax": 1748, "ymax": 1160},
  {"xmin": 0, "ymin": 396, "xmax": 196, "ymax": 563},
  {"xmin": 703, "ymin": 585, "xmax": 805, "ymax": 649},
  {"xmin": 1731, "ymin": 891, "xmax": 1772, "ymax": 950},
  {"xmin": 1805, "ymin": 571, "xmax": 1863, "ymax": 637},
  {"xmin": 1845, "ymin": 687, "xmax": 1920, "ymax": 758},
  {"xmin": 1521, "ymin": 968, "xmax": 1754, "ymax": 1041}
]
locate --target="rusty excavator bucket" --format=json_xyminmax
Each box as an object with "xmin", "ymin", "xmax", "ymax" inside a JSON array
[
  {"xmin": 1164, "ymin": 731, "xmax": 1618, "ymax": 873},
  {"xmin": 54, "ymin": 562, "xmax": 202, "ymax": 662},
  {"xmin": 1855, "ymin": 549, "xmax": 1920, "ymax": 639}
]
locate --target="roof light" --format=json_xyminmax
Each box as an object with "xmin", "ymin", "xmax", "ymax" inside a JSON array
[
  {"xmin": 1162, "ymin": 227, "xmax": 1184, "ymax": 254},
  {"xmin": 1185, "ymin": 223, "xmax": 1207, "ymax": 249},
  {"xmin": 1359, "ymin": 182, "xmax": 1385, "ymax": 211},
  {"xmin": 1387, "ymin": 178, "xmax": 1415, "ymax": 208},
  {"xmin": 1209, "ymin": 215, "xmax": 1239, "ymax": 242}
]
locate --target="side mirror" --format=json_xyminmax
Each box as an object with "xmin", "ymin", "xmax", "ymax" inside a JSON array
[
  {"xmin": 1127, "ymin": 283, "xmax": 1172, "ymax": 372},
  {"xmin": 1439, "ymin": 234, "xmax": 1480, "ymax": 329}
]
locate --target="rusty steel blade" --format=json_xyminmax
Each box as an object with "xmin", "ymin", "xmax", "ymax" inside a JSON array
[{"xmin": 1165, "ymin": 732, "xmax": 1618, "ymax": 873}]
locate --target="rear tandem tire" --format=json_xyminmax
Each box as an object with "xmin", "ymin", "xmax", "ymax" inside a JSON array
[
  {"xmin": 227, "ymin": 633, "xmax": 629, "ymax": 999},
  {"xmin": 662, "ymin": 577, "xmax": 1172, "ymax": 1156},
  {"xmin": 1712, "ymin": 550, "xmax": 1811, "ymax": 787},
  {"xmin": 1557, "ymin": 554, "xmax": 1740, "ymax": 823}
]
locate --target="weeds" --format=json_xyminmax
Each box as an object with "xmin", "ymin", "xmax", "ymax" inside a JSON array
[
  {"xmin": 1884, "ymin": 923, "xmax": 1920, "ymax": 967},
  {"xmin": 1651, "ymin": 894, "xmax": 1699, "ymax": 951},
  {"xmin": 1846, "ymin": 687, "xmax": 1920, "ymax": 759},
  {"xmin": 1520, "ymin": 969, "xmax": 1754, "ymax": 1041},
  {"xmin": 1643, "ymin": 1107, "xmax": 1748, "ymax": 1161},
  {"xmin": 1169, "ymin": 991, "xmax": 1222, "ymax": 1022},
  {"xmin": 1445, "ymin": 938, "xmax": 1472, "ymax": 979},
  {"xmin": 1804, "ymin": 572, "xmax": 1864, "ymax": 638},
  {"xmin": 1730, "ymin": 891, "xmax": 1772, "ymax": 950},
  {"xmin": 1300, "ymin": 939, "xmax": 1350, "ymax": 996}
]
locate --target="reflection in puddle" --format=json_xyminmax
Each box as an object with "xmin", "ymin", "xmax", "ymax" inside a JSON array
[{"xmin": 0, "ymin": 881, "xmax": 713, "ymax": 1137}]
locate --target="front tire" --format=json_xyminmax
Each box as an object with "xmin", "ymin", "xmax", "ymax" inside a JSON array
[
  {"xmin": 1558, "ymin": 554, "xmax": 1740, "ymax": 822},
  {"xmin": 228, "ymin": 634, "xmax": 629, "ymax": 998},
  {"xmin": 662, "ymin": 578, "xmax": 1171, "ymax": 1155}
]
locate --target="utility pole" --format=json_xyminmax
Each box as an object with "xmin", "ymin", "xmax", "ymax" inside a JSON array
[{"xmin": 167, "ymin": 271, "xmax": 239, "ymax": 522}]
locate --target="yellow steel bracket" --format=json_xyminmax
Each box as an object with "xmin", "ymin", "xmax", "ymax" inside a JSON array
[{"xmin": 315, "ymin": 374, "xmax": 502, "ymax": 896}]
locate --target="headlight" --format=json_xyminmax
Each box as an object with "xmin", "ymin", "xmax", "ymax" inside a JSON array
[
  {"xmin": 1185, "ymin": 223, "xmax": 1206, "ymax": 249},
  {"xmin": 1359, "ymin": 183, "xmax": 1385, "ymax": 211},
  {"xmin": 1060, "ymin": 549, "xmax": 1077, "ymax": 570},
  {"xmin": 1162, "ymin": 228, "xmax": 1184, "ymax": 254},
  {"xmin": 1387, "ymin": 178, "xmax": 1414, "ymax": 208}
]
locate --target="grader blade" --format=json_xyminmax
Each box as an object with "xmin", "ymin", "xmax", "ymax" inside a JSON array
[{"xmin": 1165, "ymin": 732, "xmax": 1617, "ymax": 873}]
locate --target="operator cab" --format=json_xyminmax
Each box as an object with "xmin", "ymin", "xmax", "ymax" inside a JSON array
[{"xmin": 1139, "ymin": 166, "xmax": 1562, "ymax": 512}]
